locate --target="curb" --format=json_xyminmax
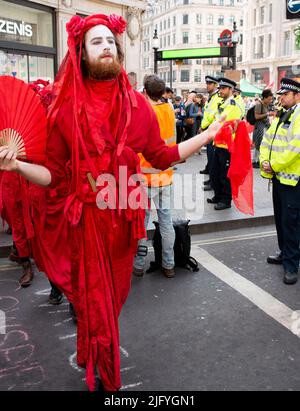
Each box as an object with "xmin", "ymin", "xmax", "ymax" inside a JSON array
[
  {"xmin": 148, "ymin": 214, "xmax": 274, "ymax": 238},
  {"xmin": 0, "ymin": 215, "xmax": 275, "ymax": 258}
]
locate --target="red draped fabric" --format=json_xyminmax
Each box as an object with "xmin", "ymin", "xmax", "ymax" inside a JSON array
[
  {"xmin": 39, "ymin": 13, "xmax": 180, "ymax": 392},
  {"xmin": 214, "ymin": 121, "xmax": 254, "ymax": 216},
  {"xmin": 0, "ymin": 171, "xmax": 34, "ymax": 257}
]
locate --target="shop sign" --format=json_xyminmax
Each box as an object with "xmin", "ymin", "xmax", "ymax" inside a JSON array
[
  {"xmin": 0, "ymin": 19, "xmax": 33, "ymax": 38},
  {"xmin": 286, "ymin": 0, "xmax": 300, "ymax": 19}
]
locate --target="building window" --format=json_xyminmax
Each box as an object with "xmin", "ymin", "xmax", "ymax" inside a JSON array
[
  {"xmin": 207, "ymin": 32, "xmax": 213, "ymax": 44},
  {"xmin": 269, "ymin": 4, "xmax": 273, "ymax": 23},
  {"xmin": 207, "ymin": 15, "xmax": 213, "ymax": 25},
  {"xmin": 268, "ymin": 34, "xmax": 272, "ymax": 57},
  {"xmin": 183, "ymin": 14, "xmax": 189, "ymax": 25},
  {"xmin": 194, "ymin": 69, "xmax": 201, "ymax": 82},
  {"xmin": 181, "ymin": 70, "xmax": 190, "ymax": 82},
  {"xmin": 183, "ymin": 32, "xmax": 189, "ymax": 44},
  {"xmin": 196, "ymin": 33, "xmax": 202, "ymax": 44},
  {"xmin": 283, "ymin": 31, "xmax": 291, "ymax": 56},
  {"xmin": 260, "ymin": 6, "xmax": 265, "ymax": 25},
  {"xmin": 196, "ymin": 14, "xmax": 202, "ymax": 24}
]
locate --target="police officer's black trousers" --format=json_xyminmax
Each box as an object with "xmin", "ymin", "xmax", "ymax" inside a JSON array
[
  {"xmin": 273, "ymin": 178, "xmax": 300, "ymax": 274},
  {"xmin": 211, "ymin": 147, "xmax": 232, "ymax": 205},
  {"xmin": 207, "ymin": 142, "xmax": 215, "ymax": 174}
]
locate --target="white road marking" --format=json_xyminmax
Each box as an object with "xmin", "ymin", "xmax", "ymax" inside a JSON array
[
  {"xmin": 35, "ymin": 289, "xmax": 51, "ymax": 296},
  {"xmin": 59, "ymin": 333, "xmax": 77, "ymax": 340},
  {"xmin": 192, "ymin": 231, "xmax": 276, "ymax": 246},
  {"xmin": 120, "ymin": 382, "xmax": 143, "ymax": 390},
  {"xmin": 54, "ymin": 318, "xmax": 73, "ymax": 327},
  {"xmin": 38, "ymin": 302, "xmax": 69, "ymax": 308},
  {"xmin": 120, "ymin": 346, "xmax": 129, "ymax": 358},
  {"xmin": 192, "ymin": 247, "xmax": 299, "ymax": 338},
  {"xmin": 121, "ymin": 366, "xmax": 135, "ymax": 372},
  {"xmin": 49, "ymin": 310, "xmax": 69, "ymax": 314},
  {"xmin": 0, "ymin": 267, "xmax": 22, "ymax": 272}
]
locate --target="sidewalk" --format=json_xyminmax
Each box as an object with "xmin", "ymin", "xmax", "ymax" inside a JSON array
[
  {"xmin": 148, "ymin": 151, "xmax": 274, "ymax": 234},
  {"xmin": 0, "ymin": 152, "xmax": 274, "ymax": 254}
]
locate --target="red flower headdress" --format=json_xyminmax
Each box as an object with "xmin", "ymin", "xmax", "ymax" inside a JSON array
[{"xmin": 66, "ymin": 14, "xmax": 127, "ymax": 44}]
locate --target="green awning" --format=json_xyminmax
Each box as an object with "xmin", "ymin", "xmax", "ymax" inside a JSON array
[{"xmin": 240, "ymin": 79, "xmax": 263, "ymax": 97}]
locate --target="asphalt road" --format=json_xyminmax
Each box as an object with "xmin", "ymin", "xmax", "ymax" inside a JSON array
[{"xmin": 1, "ymin": 224, "xmax": 300, "ymax": 391}]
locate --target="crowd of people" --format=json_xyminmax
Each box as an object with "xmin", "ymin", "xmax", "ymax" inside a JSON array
[{"xmin": 0, "ymin": 12, "xmax": 299, "ymax": 393}]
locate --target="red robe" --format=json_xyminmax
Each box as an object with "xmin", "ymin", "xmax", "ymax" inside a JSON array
[
  {"xmin": 29, "ymin": 179, "xmax": 73, "ymax": 303},
  {"xmin": 0, "ymin": 171, "xmax": 34, "ymax": 257},
  {"xmin": 45, "ymin": 80, "xmax": 180, "ymax": 391}
]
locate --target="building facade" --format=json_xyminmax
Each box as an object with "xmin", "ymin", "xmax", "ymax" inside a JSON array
[
  {"xmin": 241, "ymin": 0, "xmax": 300, "ymax": 89},
  {"xmin": 141, "ymin": 0, "xmax": 244, "ymax": 96},
  {"xmin": 0, "ymin": 0, "xmax": 146, "ymax": 86}
]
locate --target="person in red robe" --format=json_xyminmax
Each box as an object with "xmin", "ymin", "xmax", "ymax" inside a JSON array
[
  {"xmin": 0, "ymin": 14, "xmax": 223, "ymax": 391},
  {"xmin": 0, "ymin": 171, "xmax": 34, "ymax": 286}
]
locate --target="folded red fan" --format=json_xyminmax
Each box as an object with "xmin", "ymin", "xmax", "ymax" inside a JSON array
[{"xmin": 0, "ymin": 76, "xmax": 48, "ymax": 163}]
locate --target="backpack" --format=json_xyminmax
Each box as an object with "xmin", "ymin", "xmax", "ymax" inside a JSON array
[
  {"xmin": 246, "ymin": 106, "xmax": 256, "ymax": 125},
  {"xmin": 246, "ymin": 103, "xmax": 263, "ymax": 125},
  {"xmin": 147, "ymin": 220, "xmax": 199, "ymax": 273}
]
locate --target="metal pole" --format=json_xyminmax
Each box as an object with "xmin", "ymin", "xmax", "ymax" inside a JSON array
[
  {"xmin": 170, "ymin": 60, "xmax": 173, "ymax": 89},
  {"xmin": 154, "ymin": 49, "xmax": 158, "ymax": 74},
  {"xmin": 232, "ymin": 42, "xmax": 237, "ymax": 71}
]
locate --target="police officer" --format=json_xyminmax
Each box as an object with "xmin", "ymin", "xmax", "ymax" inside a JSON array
[
  {"xmin": 200, "ymin": 76, "xmax": 223, "ymax": 192},
  {"xmin": 260, "ymin": 77, "xmax": 300, "ymax": 285},
  {"xmin": 208, "ymin": 77, "xmax": 244, "ymax": 210}
]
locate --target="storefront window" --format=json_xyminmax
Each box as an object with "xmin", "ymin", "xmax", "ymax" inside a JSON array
[
  {"xmin": 0, "ymin": 50, "xmax": 54, "ymax": 82},
  {"xmin": 278, "ymin": 66, "xmax": 300, "ymax": 89},
  {"xmin": 0, "ymin": 0, "xmax": 53, "ymax": 47},
  {"xmin": 252, "ymin": 68, "xmax": 270, "ymax": 88}
]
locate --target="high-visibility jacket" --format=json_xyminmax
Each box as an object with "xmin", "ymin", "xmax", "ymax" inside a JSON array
[
  {"xmin": 260, "ymin": 105, "xmax": 300, "ymax": 187},
  {"xmin": 234, "ymin": 95, "xmax": 246, "ymax": 118},
  {"xmin": 139, "ymin": 102, "xmax": 176, "ymax": 187},
  {"xmin": 214, "ymin": 97, "xmax": 244, "ymax": 149},
  {"xmin": 201, "ymin": 91, "xmax": 223, "ymax": 131}
]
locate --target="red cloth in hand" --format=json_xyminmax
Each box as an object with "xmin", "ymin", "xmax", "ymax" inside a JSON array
[{"xmin": 215, "ymin": 121, "xmax": 254, "ymax": 216}]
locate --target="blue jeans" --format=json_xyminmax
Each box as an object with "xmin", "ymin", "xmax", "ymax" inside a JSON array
[{"xmin": 134, "ymin": 185, "xmax": 175, "ymax": 270}]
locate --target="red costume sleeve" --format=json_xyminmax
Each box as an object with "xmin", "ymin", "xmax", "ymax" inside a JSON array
[
  {"xmin": 140, "ymin": 104, "xmax": 180, "ymax": 170},
  {"xmin": 45, "ymin": 124, "xmax": 71, "ymax": 189}
]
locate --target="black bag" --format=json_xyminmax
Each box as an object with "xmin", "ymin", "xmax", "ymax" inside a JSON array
[
  {"xmin": 147, "ymin": 220, "xmax": 199, "ymax": 273},
  {"xmin": 246, "ymin": 103, "xmax": 263, "ymax": 126},
  {"xmin": 246, "ymin": 106, "xmax": 256, "ymax": 125}
]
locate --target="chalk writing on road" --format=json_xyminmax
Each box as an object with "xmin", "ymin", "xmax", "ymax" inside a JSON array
[{"xmin": 0, "ymin": 280, "xmax": 46, "ymax": 391}]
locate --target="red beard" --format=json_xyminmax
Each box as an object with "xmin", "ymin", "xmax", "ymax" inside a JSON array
[{"xmin": 84, "ymin": 56, "xmax": 122, "ymax": 81}]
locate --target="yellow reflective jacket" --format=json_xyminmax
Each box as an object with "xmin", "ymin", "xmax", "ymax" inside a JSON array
[
  {"xmin": 214, "ymin": 97, "xmax": 244, "ymax": 149},
  {"xmin": 201, "ymin": 91, "xmax": 223, "ymax": 131},
  {"xmin": 234, "ymin": 95, "xmax": 246, "ymax": 118},
  {"xmin": 260, "ymin": 105, "xmax": 300, "ymax": 186},
  {"xmin": 139, "ymin": 102, "xmax": 176, "ymax": 187}
]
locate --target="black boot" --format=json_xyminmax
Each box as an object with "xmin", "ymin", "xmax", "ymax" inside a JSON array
[
  {"xmin": 267, "ymin": 252, "xmax": 283, "ymax": 265},
  {"xmin": 69, "ymin": 303, "xmax": 77, "ymax": 324},
  {"xmin": 48, "ymin": 283, "xmax": 63, "ymax": 305},
  {"xmin": 284, "ymin": 271, "xmax": 298, "ymax": 285}
]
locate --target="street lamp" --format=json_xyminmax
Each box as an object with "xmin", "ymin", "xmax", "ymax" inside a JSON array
[
  {"xmin": 231, "ymin": 21, "xmax": 239, "ymax": 71},
  {"xmin": 153, "ymin": 29, "xmax": 159, "ymax": 74}
]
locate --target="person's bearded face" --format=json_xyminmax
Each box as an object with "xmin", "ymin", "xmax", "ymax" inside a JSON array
[{"xmin": 83, "ymin": 24, "xmax": 121, "ymax": 81}]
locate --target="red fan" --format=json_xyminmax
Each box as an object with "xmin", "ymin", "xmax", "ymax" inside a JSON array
[{"xmin": 0, "ymin": 76, "xmax": 47, "ymax": 163}]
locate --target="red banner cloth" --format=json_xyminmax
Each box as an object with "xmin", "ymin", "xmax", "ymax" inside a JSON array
[{"xmin": 214, "ymin": 121, "xmax": 254, "ymax": 216}]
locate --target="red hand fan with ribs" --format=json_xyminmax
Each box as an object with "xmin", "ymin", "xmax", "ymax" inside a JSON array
[{"xmin": 0, "ymin": 76, "xmax": 47, "ymax": 163}]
